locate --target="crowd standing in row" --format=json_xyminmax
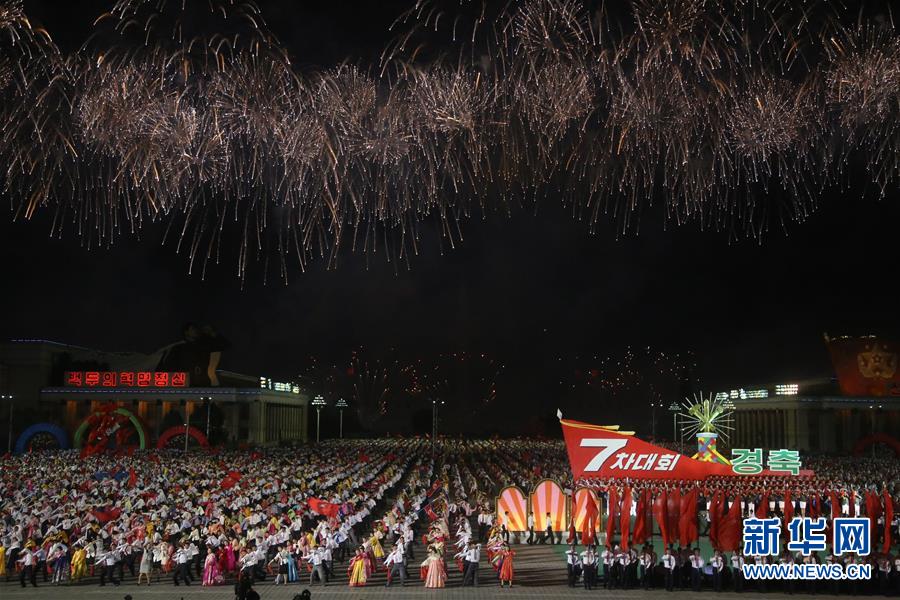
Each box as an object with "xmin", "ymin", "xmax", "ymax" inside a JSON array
[{"xmin": 1, "ymin": 438, "xmax": 898, "ymax": 594}]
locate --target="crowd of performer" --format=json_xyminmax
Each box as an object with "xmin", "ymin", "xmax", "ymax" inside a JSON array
[{"xmin": 0, "ymin": 438, "xmax": 898, "ymax": 594}]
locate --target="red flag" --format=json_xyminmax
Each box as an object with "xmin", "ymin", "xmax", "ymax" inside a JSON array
[
  {"xmin": 127, "ymin": 467, "xmax": 136, "ymax": 489},
  {"xmin": 827, "ymin": 491, "xmax": 840, "ymax": 539},
  {"xmin": 358, "ymin": 451, "xmax": 370, "ymax": 463},
  {"xmin": 882, "ymin": 490, "xmax": 893, "ymax": 554},
  {"xmin": 619, "ymin": 486, "xmax": 633, "ymax": 550},
  {"xmin": 632, "ymin": 489, "xmax": 649, "ymax": 545},
  {"xmin": 719, "ymin": 497, "xmax": 743, "ymax": 552},
  {"xmin": 679, "ymin": 489, "xmax": 698, "ymax": 547},
  {"xmin": 561, "ymin": 419, "xmax": 735, "ymax": 480},
  {"xmin": 424, "ymin": 505, "xmax": 438, "ymax": 521},
  {"xmin": 667, "ymin": 488, "xmax": 681, "ymax": 543},
  {"xmin": 849, "ymin": 491, "xmax": 856, "ymax": 517},
  {"xmin": 308, "ymin": 498, "xmax": 339, "ymax": 518},
  {"xmin": 865, "ymin": 491, "xmax": 882, "ymax": 549},
  {"xmin": 653, "ymin": 490, "xmax": 670, "ymax": 547},
  {"xmin": 756, "ymin": 493, "xmax": 769, "ymax": 518},
  {"xmin": 427, "ymin": 480, "xmax": 443, "ymax": 497},
  {"xmin": 605, "ymin": 487, "xmax": 618, "ymax": 547},
  {"xmin": 809, "ymin": 494, "xmax": 821, "ymax": 520},
  {"xmin": 228, "ymin": 470, "xmax": 242, "ymax": 481},
  {"xmin": 582, "ymin": 495, "xmax": 598, "ymax": 546},
  {"xmin": 91, "ymin": 507, "xmax": 122, "ymax": 523},
  {"xmin": 708, "ymin": 492, "xmax": 721, "ymax": 550},
  {"xmin": 783, "ymin": 491, "xmax": 793, "ymax": 539}
]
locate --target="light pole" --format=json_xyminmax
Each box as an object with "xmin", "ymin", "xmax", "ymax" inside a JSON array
[
  {"xmin": 184, "ymin": 399, "xmax": 191, "ymax": 453},
  {"xmin": 312, "ymin": 395, "xmax": 327, "ymax": 443},
  {"xmin": 336, "ymin": 398, "xmax": 348, "ymax": 439},
  {"xmin": 431, "ymin": 398, "xmax": 444, "ymax": 459},
  {"xmin": 205, "ymin": 396, "xmax": 212, "ymax": 439},
  {"xmin": 3, "ymin": 395, "xmax": 13, "ymax": 454},
  {"xmin": 650, "ymin": 400, "xmax": 659, "ymax": 440},
  {"xmin": 668, "ymin": 402, "xmax": 680, "ymax": 449}
]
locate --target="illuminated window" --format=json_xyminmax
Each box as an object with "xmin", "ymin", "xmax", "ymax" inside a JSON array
[{"xmin": 775, "ymin": 384, "xmax": 799, "ymax": 395}]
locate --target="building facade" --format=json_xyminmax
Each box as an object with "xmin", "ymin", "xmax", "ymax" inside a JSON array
[
  {"xmin": 0, "ymin": 339, "xmax": 309, "ymax": 452},
  {"xmin": 722, "ymin": 379, "xmax": 900, "ymax": 453}
]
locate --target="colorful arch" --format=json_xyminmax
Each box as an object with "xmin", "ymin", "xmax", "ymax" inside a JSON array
[
  {"xmin": 852, "ymin": 433, "xmax": 900, "ymax": 457},
  {"xmin": 572, "ymin": 487, "xmax": 600, "ymax": 533},
  {"xmin": 157, "ymin": 425, "xmax": 210, "ymax": 449},
  {"xmin": 531, "ymin": 479, "xmax": 567, "ymax": 532},
  {"xmin": 14, "ymin": 423, "xmax": 69, "ymax": 454},
  {"xmin": 74, "ymin": 407, "xmax": 146, "ymax": 450},
  {"xmin": 496, "ymin": 486, "xmax": 528, "ymax": 531}
]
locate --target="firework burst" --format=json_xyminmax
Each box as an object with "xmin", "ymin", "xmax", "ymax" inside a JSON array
[{"xmin": 0, "ymin": 0, "xmax": 898, "ymax": 281}]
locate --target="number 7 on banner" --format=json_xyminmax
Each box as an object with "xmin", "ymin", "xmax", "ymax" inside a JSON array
[{"xmin": 580, "ymin": 438, "xmax": 629, "ymax": 472}]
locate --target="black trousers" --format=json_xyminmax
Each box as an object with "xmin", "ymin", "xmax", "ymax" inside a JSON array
[
  {"xmin": 733, "ymin": 568, "xmax": 743, "ymax": 592},
  {"xmin": 692, "ymin": 567, "xmax": 701, "ymax": 591},
  {"xmin": 567, "ymin": 564, "xmax": 576, "ymax": 587},
  {"xmin": 462, "ymin": 561, "xmax": 479, "ymax": 586},
  {"xmin": 583, "ymin": 564, "xmax": 596, "ymax": 589},
  {"xmin": 20, "ymin": 565, "xmax": 37, "ymax": 587},
  {"xmin": 527, "ymin": 527, "xmax": 535, "ymax": 544},
  {"xmin": 100, "ymin": 564, "xmax": 119, "ymax": 586},
  {"xmin": 174, "ymin": 562, "xmax": 191, "ymax": 585},
  {"xmin": 665, "ymin": 568, "xmax": 674, "ymax": 590}
]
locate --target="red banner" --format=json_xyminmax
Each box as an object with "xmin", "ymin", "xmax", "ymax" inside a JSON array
[
  {"xmin": 719, "ymin": 497, "xmax": 742, "ymax": 552},
  {"xmin": 824, "ymin": 334, "xmax": 900, "ymax": 397},
  {"xmin": 653, "ymin": 490, "xmax": 671, "ymax": 547},
  {"xmin": 308, "ymin": 498, "xmax": 340, "ymax": 518},
  {"xmin": 619, "ymin": 486, "xmax": 632, "ymax": 550},
  {"xmin": 561, "ymin": 419, "xmax": 735, "ymax": 480},
  {"xmin": 883, "ymin": 489, "xmax": 893, "ymax": 554}
]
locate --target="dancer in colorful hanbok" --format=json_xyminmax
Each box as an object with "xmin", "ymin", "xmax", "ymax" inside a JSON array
[
  {"xmin": 423, "ymin": 545, "xmax": 447, "ymax": 588},
  {"xmin": 202, "ymin": 545, "xmax": 220, "ymax": 585},
  {"xmin": 499, "ymin": 543, "xmax": 515, "ymax": 587},
  {"xmin": 348, "ymin": 547, "xmax": 367, "ymax": 587}
]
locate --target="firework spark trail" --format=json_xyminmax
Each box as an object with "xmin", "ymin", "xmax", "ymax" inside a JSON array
[{"xmin": 0, "ymin": 0, "xmax": 898, "ymax": 282}]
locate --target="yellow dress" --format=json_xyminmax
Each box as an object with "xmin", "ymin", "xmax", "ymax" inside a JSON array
[
  {"xmin": 70, "ymin": 548, "xmax": 87, "ymax": 581},
  {"xmin": 0, "ymin": 545, "xmax": 6, "ymax": 577},
  {"xmin": 348, "ymin": 555, "xmax": 367, "ymax": 587},
  {"xmin": 369, "ymin": 534, "xmax": 384, "ymax": 559}
]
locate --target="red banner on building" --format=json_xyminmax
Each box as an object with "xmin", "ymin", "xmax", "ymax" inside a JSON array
[
  {"xmin": 65, "ymin": 371, "xmax": 189, "ymax": 388},
  {"xmin": 824, "ymin": 334, "xmax": 900, "ymax": 397}
]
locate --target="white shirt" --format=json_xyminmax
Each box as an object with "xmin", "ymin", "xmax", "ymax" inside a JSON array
[
  {"xmin": 662, "ymin": 554, "xmax": 675, "ymax": 570},
  {"xmin": 690, "ymin": 555, "xmax": 705, "ymax": 569}
]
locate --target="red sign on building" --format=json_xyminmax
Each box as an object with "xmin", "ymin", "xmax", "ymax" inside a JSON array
[{"xmin": 63, "ymin": 371, "xmax": 189, "ymax": 388}]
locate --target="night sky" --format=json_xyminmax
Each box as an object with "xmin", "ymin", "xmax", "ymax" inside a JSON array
[{"xmin": 2, "ymin": 0, "xmax": 898, "ymax": 436}]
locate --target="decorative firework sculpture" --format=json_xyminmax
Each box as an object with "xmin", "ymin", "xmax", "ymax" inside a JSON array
[{"xmin": 678, "ymin": 393, "xmax": 733, "ymax": 465}]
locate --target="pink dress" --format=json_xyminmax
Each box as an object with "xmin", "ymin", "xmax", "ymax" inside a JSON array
[
  {"xmin": 225, "ymin": 545, "xmax": 236, "ymax": 573},
  {"xmin": 425, "ymin": 556, "xmax": 447, "ymax": 588},
  {"xmin": 202, "ymin": 553, "xmax": 219, "ymax": 586}
]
